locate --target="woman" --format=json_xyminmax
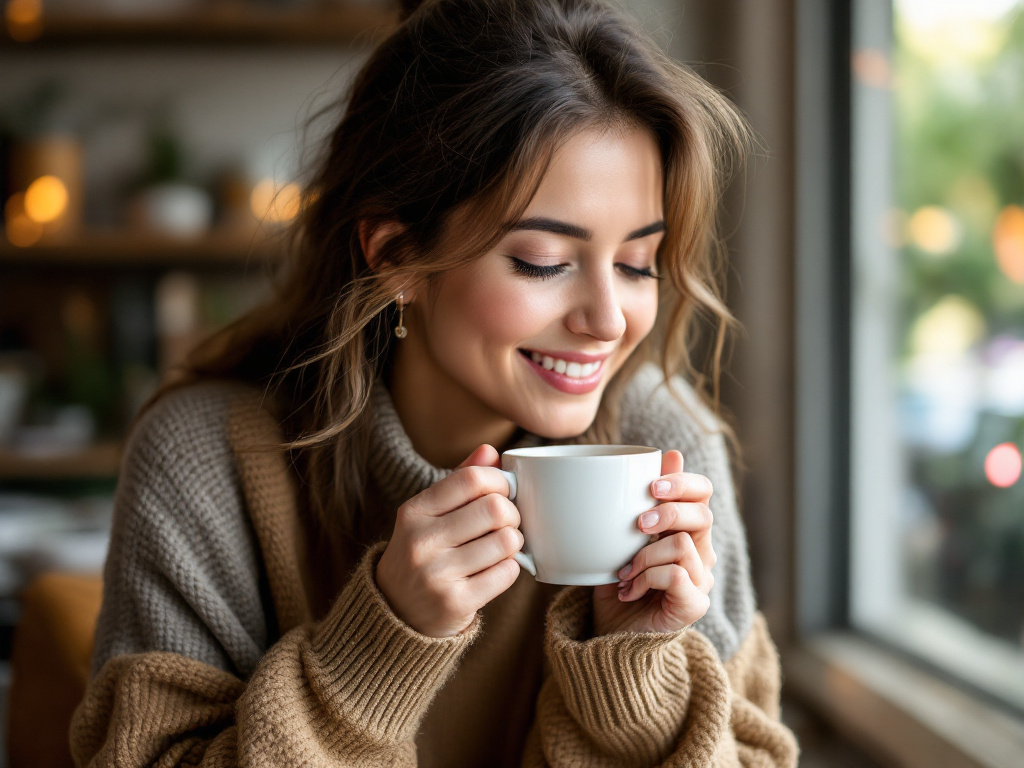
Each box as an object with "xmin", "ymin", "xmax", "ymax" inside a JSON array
[{"xmin": 71, "ymin": 0, "xmax": 798, "ymax": 765}]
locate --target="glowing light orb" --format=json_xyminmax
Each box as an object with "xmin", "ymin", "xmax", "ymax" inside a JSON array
[
  {"xmin": 908, "ymin": 206, "xmax": 961, "ymax": 255},
  {"xmin": 6, "ymin": 0, "xmax": 43, "ymax": 42},
  {"xmin": 4, "ymin": 192, "xmax": 43, "ymax": 247},
  {"xmin": 24, "ymin": 175, "xmax": 69, "ymax": 223},
  {"xmin": 250, "ymin": 178, "xmax": 302, "ymax": 224},
  {"xmin": 984, "ymin": 443, "xmax": 1021, "ymax": 488},
  {"xmin": 993, "ymin": 204, "xmax": 1024, "ymax": 284}
]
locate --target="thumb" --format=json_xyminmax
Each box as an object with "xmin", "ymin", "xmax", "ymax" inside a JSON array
[
  {"xmin": 456, "ymin": 443, "xmax": 501, "ymax": 469},
  {"xmin": 661, "ymin": 449, "xmax": 684, "ymax": 476}
]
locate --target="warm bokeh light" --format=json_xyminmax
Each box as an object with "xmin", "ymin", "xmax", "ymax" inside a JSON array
[
  {"xmin": 5, "ymin": 0, "xmax": 43, "ymax": 42},
  {"xmin": 909, "ymin": 294, "xmax": 986, "ymax": 356},
  {"xmin": 24, "ymin": 175, "xmax": 69, "ymax": 224},
  {"xmin": 984, "ymin": 442, "xmax": 1022, "ymax": 488},
  {"xmin": 852, "ymin": 49, "xmax": 892, "ymax": 89},
  {"xmin": 3, "ymin": 192, "xmax": 44, "ymax": 247},
  {"xmin": 908, "ymin": 205, "xmax": 961, "ymax": 255},
  {"xmin": 250, "ymin": 178, "xmax": 302, "ymax": 224},
  {"xmin": 993, "ymin": 204, "xmax": 1024, "ymax": 284}
]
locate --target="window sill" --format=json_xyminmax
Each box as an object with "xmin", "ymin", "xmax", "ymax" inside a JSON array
[{"xmin": 782, "ymin": 632, "xmax": 1024, "ymax": 768}]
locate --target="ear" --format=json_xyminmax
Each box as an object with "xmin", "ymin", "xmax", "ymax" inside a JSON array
[
  {"xmin": 359, "ymin": 219, "xmax": 406, "ymax": 271},
  {"xmin": 358, "ymin": 219, "xmax": 421, "ymax": 304}
]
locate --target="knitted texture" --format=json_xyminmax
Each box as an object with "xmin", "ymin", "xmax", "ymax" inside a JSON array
[{"xmin": 72, "ymin": 364, "xmax": 798, "ymax": 766}]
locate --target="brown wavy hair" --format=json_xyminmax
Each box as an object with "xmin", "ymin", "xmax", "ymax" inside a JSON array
[{"xmin": 160, "ymin": 0, "xmax": 754, "ymax": 545}]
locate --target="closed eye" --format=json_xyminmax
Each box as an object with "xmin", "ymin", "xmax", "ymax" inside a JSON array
[
  {"xmin": 508, "ymin": 257, "xmax": 567, "ymax": 280},
  {"xmin": 508, "ymin": 257, "xmax": 662, "ymax": 281},
  {"xmin": 618, "ymin": 264, "xmax": 662, "ymax": 281}
]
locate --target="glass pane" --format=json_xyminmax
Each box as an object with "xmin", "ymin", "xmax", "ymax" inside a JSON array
[{"xmin": 850, "ymin": 0, "xmax": 1024, "ymax": 711}]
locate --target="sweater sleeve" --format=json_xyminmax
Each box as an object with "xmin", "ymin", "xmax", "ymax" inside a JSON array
[
  {"xmin": 518, "ymin": 595, "xmax": 797, "ymax": 767},
  {"xmin": 70, "ymin": 384, "xmax": 482, "ymax": 767}
]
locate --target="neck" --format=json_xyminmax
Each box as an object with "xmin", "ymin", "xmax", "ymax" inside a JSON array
[{"xmin": 388, "ymin": 342, "xmax": 519, "ymax": 469}]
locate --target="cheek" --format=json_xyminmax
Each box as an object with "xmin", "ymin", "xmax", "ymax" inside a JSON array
[
  {"xmin": 625, "ymin": 287, "xmax": 659, "ymax": 342},
  {"xmin": 437, "ymin": 272, "xmax": 561, "ymax": 348}
]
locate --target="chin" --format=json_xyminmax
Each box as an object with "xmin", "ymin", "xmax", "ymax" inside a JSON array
[{"xmin": 515, "ymin": 402, "xmax": 601, "ymax": 441}]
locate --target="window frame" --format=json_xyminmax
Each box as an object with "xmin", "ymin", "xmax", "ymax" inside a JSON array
[{"xmin": 788, "ymin": 0, "xmax": 1024, "ymax": 763}]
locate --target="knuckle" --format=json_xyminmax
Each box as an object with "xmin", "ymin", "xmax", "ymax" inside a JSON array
[
  {"xmin": 501, "ymin": 525, "xmax": 522, "ymax": 553},
  {"xmin": 671, "ymin": 532, "xmax": 690, "ymax": 560},
  {"xmin": 708, "ymin": 546, "xmax": 719, "ymax": 569},
  {"xmin": 397, "ymin": 500, "xmax": 417, "ymax": 521},
  {"xmin": 407, "ymin": 537, "xmax": 430, "ymax": 569},
  {"xmin": 484, "ymin": 493, "xmax": 506, "ymax": 524},
  {"xmin": 460, "ymin": 465, "xmax": 488, "ymax": 491},
  {"xmin": 669, "ymin": 564, "xmax": 690, "ymax": 589}
]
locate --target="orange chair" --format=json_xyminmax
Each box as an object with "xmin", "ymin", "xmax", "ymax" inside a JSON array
[{"xmin": 7, "ymin": 572, "xmax": 103, "ymax": 768}]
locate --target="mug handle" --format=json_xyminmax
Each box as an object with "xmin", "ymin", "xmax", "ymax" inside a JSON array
[{"xmin": 499, "ymin": 469, "xmax": 537, "ymax": 577}]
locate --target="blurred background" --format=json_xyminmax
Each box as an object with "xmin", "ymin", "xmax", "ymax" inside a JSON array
[{"xmin": 0, "ymin": 0, "xmax": 1022, "ymax": 766}]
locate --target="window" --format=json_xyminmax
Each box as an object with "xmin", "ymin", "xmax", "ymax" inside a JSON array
[{"xmin": 849, "ymin": 0, "xmax": 1024, "ymax": 713}]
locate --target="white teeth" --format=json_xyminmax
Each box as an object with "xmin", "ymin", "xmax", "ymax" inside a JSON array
[{"xmin": 526, "ymin": 351, "xmax": 602, "ymax": 378}]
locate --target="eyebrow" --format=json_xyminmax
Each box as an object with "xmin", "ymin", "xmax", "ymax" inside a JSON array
[{"xmin": 507, "ymin": 216, "xmax": 665, "ymax": 242}]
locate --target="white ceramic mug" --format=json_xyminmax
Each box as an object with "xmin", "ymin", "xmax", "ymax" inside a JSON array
[{"xmin": 499, "ymin": 444, "xmax": 662, "ymax": 585}]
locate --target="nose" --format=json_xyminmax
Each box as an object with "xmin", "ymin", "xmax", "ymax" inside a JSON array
[{"xmin": 565, "ymin": 267, "xmax": 627, "ymax": 342}]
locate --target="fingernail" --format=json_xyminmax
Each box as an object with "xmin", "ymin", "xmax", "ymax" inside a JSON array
[
  {"xmin": 618, "ymin": 582, "xmax": 630, "ymax": 599},
  {"xmin": 618, "ymin": 564, "xmax": 631, "ymax": 579},
  {"xmin": 640, "ymin": 511, "xmax": 659, "ymax": 528},
  {"xmin": 654, "ymin": 480, "xmax": 671, "ymax": 496}
]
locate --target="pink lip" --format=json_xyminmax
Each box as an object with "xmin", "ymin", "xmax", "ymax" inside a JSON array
[{"xmin": 518, "ymin": 349, "xmax": 606, "ymax": 394}]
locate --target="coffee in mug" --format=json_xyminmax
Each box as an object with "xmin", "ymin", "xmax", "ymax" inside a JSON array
[{"xmin": 499, "ymin": 444, "xmax": 662, "ymax": 585}]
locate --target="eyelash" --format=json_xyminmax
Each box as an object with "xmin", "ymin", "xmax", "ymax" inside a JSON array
[{"xmin": 508, "ymin": 257, "xmax": 662, "ymax": 281}]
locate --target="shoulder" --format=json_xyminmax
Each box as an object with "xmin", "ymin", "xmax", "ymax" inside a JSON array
[
  {"xmin": 95, "ymin": 378, "xmax": 273, "ymax": 676},
  {"xmin": 122, "ymin": 379, "xmax": 266, "ymax": 481},
  {"xmin": 618, "ymin": 362, "xmax": 724, "ymax": 452}
]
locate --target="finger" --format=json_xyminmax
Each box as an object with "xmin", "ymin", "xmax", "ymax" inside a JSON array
[
  {"xmin": 410, "ymin": 464, "xmax": 511, "ymax": 518},
  {"xmin": 618, "ymin": 531, "xmax": 706, "ymax": 590},
  {"xmin": 456, "ymin": 443, "xmax": 501, "ymax": 470},
  {"xmin": 463, "ymin": 557, "xmax": 521, "ymax": 608},
  {"xmin": 660, "ymin": 449, "xmax": 684, "ymax": 477},
  {"xmin": 637, "ymin": 501, "xmax": 714, "ymax": 537},
  {"xmin": 651, "ymin": 471, "xmax": 713, "ymax": 502},
  {"xmin": 437, "ymin": 492, "xmax": 521, "ymax": 547},
  {"xmin": 449, "ymin": 525, "xmax": 524, "ymax": 578},
  {"xmin": 619, "ymin": 561, "xmax": 711, "ymax": 616}
]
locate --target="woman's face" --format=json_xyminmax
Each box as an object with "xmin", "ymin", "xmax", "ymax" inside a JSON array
[{"xmin": 403, "ymin": 125, "xmax": 664, "ymax": 440}]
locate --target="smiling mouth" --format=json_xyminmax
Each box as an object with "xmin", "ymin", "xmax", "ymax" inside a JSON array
[{"xmin": 517, "ymin": 349, "xmax": 604, "ymax": 379}]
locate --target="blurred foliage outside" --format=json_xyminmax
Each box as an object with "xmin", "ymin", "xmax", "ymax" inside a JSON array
[{"xmin": 894, "ymin": 2, "xmax": 1024, "ymax": 647}]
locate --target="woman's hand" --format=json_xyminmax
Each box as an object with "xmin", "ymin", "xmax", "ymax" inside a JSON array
[
  {"xmin": 376, "ymin": 444, "xmax": 523, "ymax": 639},
  {"xmin": 592, "ymin": 450, "xmax": 716, "ymax": 637}
]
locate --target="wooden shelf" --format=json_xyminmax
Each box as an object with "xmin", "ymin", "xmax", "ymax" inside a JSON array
[
  {"xmin": 3, "ymin": 2, "xmax": 401, "ymax": 47},
  {"xmin": 0, "ymin": 228, "xmax": 285, "ymax": 268},
  {"xmin": 0, "ymin": 441, "xmax": 121, "ymax": 480}
]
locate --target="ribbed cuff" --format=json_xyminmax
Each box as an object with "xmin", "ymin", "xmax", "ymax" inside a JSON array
[
  {"xmin": 544, "ymin": 586, "xmax": 696, "ymax": 764},
  {"xmin": 304, "ymin": 540, "xmax": 482, "ymax": 742}
]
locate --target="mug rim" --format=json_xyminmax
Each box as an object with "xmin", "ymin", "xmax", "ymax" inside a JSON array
[{"xmin": 502, "ymin": 444, "xmax": 659, "ymax": 459}]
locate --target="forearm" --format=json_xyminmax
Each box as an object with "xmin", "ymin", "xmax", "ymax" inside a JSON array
[
  {"xmin": 72, "ymin": 542, "xmax": 482, "ymax": 768},
  {"xmin": 519, "ymin": 589, "xmax": 797, "ymax": 768}
]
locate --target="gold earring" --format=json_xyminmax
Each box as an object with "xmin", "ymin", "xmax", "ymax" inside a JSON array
[{"xmin": 394, "ymin": 293, "xmax": 407, "ymax": 339}]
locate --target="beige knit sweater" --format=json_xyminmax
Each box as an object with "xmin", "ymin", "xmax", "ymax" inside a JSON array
[{"xmin": 70, "ymin": 368, "xmax": 798, "ymax": 767}]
